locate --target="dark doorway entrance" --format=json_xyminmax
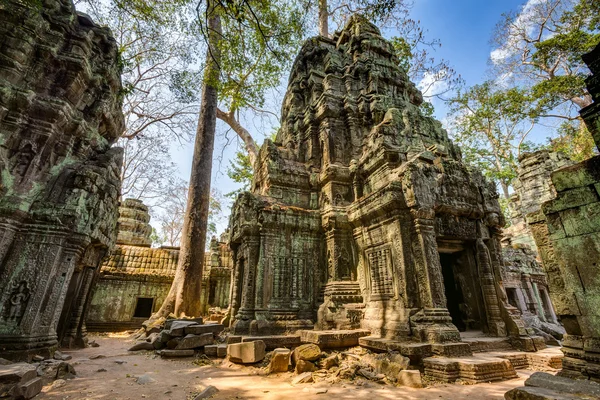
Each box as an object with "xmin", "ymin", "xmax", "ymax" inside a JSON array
[
  {"xmin": 440, "ymin": 252, "xmax": 467, "ymax": 331},
  {"xmin": 133, "ymin": 297, "xmax": 154, "ymax": 318}
]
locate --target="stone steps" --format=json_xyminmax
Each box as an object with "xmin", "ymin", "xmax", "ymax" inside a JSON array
[
  {"xmin": 423, "ymin": 354, "xmax": 518, "ymax": 384},
  {"xmin": 490, "ymin": 347, "xmax": 563, "ymax": 372}
]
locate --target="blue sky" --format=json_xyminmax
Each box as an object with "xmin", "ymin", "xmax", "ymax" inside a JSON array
[{"xmin": 171, "ymin": 0, "xmax": 535, "ymax": 234}]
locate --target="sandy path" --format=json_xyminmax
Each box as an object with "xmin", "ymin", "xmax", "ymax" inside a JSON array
[{"xmin": 37, "ymin": 335, "xmax": 532, "ymax": 400}]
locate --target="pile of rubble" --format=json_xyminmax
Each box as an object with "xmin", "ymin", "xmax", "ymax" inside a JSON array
[{"xmin": 0, "ymin": 351, "xmax": 76, "ymax": 399}]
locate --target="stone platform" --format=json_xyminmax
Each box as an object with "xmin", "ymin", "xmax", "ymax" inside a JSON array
[
  {"xmin": 423, "ymin": 354, "xmax": 518, "ymax": 384},
  {"xmin": 299, "ymin": 330, "xmax": 370, "ymax": 349},
  {"xmin": 241, "ymin": 336, "xmax": 301, "ymax": 350},
  {"xmin": 505, "ymin": 372, "xmax": 600, "ymax": 400}
]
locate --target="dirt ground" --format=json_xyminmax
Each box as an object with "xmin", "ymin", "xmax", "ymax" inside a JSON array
[{"xmin": 37, "ymin": 334, "xmax": 534, "ymax": 400}]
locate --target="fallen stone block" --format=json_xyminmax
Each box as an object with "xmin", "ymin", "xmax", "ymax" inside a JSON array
[
  {"xmin": 293, "ymin": 344, "xmax": 321, "ymax": 363},
  {"xmin": 397, "ymin": 370, "xmax": 423, "ymax": 388},
  {"xmin": 36, "ymin": 360, "xmax": 75, "ymax": 385},
  {"xmin": 193, "ymin": 385, "xmax": 219, "ymax": 399},
  {"xmin": 226, "ymin": 336, "xmax": 242, "ymax": 344},
  {"xmin": 184, "ymin": 324, "xmax": 224, "ymax": 336},
  {"xmin": 129, "ymin": 342, "xmax": 155, "ymax": 351},
  {"xmin": 159, "ymin": 349, "xmax": 195, "ymax": 358},
  {"xmin": 166, "ymin": 337, "xmax": 182, "ymax": 349},
  {"xmin": 165, "ymin": 318, "xmax": 203, "ymax": 330},
  {"xmin": 217, "ymin": 344, "xmax": 228, "ymax": 358},
  {"xmin": 12, "ymin": 377, "xmax": 43, "ymax": 399},
  {"xmin": 228, "ymin": 341, "xmax": 266, "ymax": 364},
  {"xmin": 0, "ymin": 363, "xmax": 37, "ymax": 385},
  {"xmin": 300, "ymin": 330, "xmax": 370, "ymax": 349},
  {"xmin": 363, "ymin": 353, "xmax": 410, "ymax": 381},
  {"xmin": 295, "ymin": 359, "xmax": 317, "ymax": 374},
  {"xmin": 268, "ymin": 348, "xmax": 291, "ymax": 373},
  {"xmin": 159, "ymin": 330, "xmax": 173, "ymax": 344},
  {"xmin": 168, "ymin": 320, "xmax": 199, "ymax": 337},
  {"xmin": 320, "ymin": 354, "xmax": 338, "ymax": 370},
  {"xmin": 53, "ymin": 350, "xmax": 72, "ymax": 361},
  {"xmin": 242, "ymin": 335, "xmax": 301, "ymax": 350},
  {"xmin": 204, "ymin": 345, "xmax": 218, "ymax": 357},
  {"xmin": 291, "ymin": 372, "xmax": 313, "ymax": 384},
  {"xmin": 176, "ymin": 333, "xmax": 214, "ymax": 350}
]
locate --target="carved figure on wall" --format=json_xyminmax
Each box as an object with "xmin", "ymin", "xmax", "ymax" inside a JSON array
[{"xmin": 5, "ymin": 281, "xmax": 30, "ymax": 322}]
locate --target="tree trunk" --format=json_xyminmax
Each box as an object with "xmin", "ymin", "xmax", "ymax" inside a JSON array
[
  {"xmin": 500, "ymin": 181, "xmax": 510, "ymax": 200},
  {"xmin": 149, "ymin": 3, "xmax": 221, "ymax": 320},
  {"xmin": 216, "ymin": 108, "xmax": 259, "ymax": 166},
  {"xmin": 318, "ymin": 0, "xmax": 328, "ymax": 37}
]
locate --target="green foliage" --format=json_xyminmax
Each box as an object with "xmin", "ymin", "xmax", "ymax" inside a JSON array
[
  {"xmin": 449, "ymin": 82, "xmax": 538, "ymax": 197},
  {"xmin": 548, "ymin": 120, "xmax": 597, "ymax": 161},
  {"xmin": 226, "ymin": 150, "xmax": 253, "ymax": 198}
]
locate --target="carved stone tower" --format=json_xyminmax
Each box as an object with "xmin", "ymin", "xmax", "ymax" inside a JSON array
[{"xmin": 228, "ymin": 16, "xmax": 527, "ymax": 344}]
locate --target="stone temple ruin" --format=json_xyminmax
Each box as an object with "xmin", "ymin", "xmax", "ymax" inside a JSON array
[
  {"xmin": 228, "ymin": 15, "xmax": 534, "ymax": 350},
  {"xmin": 0, "ymin": 0, "xmax": 124, "ymax": 359},
  {"xmin": 86, "ymin": 199, "xmax": 233, "ymax": 332},
  {"xmin": 3, "ymin": 1, "xmax": 600, "ymax": 398}
]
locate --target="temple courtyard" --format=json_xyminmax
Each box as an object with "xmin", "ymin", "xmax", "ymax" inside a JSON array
[{"xmin": 36, "ymin": 335, "xmax": 546, "ymax": 400}]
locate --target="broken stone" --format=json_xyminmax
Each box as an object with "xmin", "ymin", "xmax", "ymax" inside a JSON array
[
  {"xmin": 12, "ymin": 377, "xmax": 43, "ymax": 399},
  {"xmin": 53, "ymin": 351, "xmax": 72, "ymax": 361},
  {"xmin": 36, "ymin": 360, "xmax": 76, "ymax": 385},
  {"xmin": 168, "ymin": 320, "xmax": 198, "ymax": 337},
  {"xmin": 226, "ymin": 336, "xmax": 242, "ymax": 344},
  {"xmin": 128, "ymin": 342, "xmax": 154, "ymax": 351},
  {"xmin": 268, "ymin": 348, "xmax": 291, "ymax": 373},
  {"xmin": 362, "ymin": 353, "xmax": 410, "ymax": 381},
  {"xmin": 295, "ymin": 360, "xmax": 317, "ymax": 374},
  {"xmin": 397, "ymin": 370, "xmax": 423, "ymax": 388},
  {"xmin": 49, "ymin": 379, "xmax": 66, "ymax": 390},
  {"xmin": 300, "ymin": 330, "xmax": 371, "ymax": 349},
  {"xmin": 159, "ymin": 349, "xmax": 195, "ymax": 358},
  {"xmin": 176, "ymin": 333, "xmax": 214, "ymax": 350},
  {"xmin": 184, "ymin": 324, "xmax": 224, "ymax": 336},
  {"xmin": 320, "ymin": 354, "xmax": 339, "ymax": 370},
  {"xmin": 291, "ymin": 372, "xmax": 313, "ymax": 384},
  {"xmin": 159, "ymin": 330, "xmax": 173, "ymax": 344},
  {"xmin": 293, "ymin": 344, "xmax": 321, "ymax": 364},
  {"xmin": 204, "ymin": 345, "xmax": 218, "ymax": 357},
  {"xmin": 166, "ymin": 338, "xmax": 182, "ymax": 349},
  {"xmin": 217, "ymin": 344, "xmax": 228, "ymax": 358},
  {"xmin": 136, "ymin": 374, "xmax": 156, "ymax": 385},
  {"xmin": 193, "ymin": 385, "xmax": 219, "ymax": 399},
  {"xmin": 228, "ymin": 341, "xmax": 266, "ymax": 364}
]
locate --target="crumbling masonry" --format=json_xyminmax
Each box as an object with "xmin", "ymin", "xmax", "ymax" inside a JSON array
[{"xmin": 0, "ymin": 0, "xmax": 124, "ymax": 360}]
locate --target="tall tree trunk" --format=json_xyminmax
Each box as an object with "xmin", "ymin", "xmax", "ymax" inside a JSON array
[
  {"xmin": 318, "ymin": 0, "xmax": 328, "ymax": 37},
  {"xmin": 150, "ymin": 2, "xmax": 221, "ymax": 320}
]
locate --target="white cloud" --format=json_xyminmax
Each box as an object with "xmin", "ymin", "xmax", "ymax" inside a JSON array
[{"xmin": 417, "ymin": 70, "xmax": 449, "ymax": 97}]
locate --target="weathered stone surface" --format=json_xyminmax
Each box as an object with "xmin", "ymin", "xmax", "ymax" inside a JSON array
[
  {"xmin": 159, "ymin": 349, "xmax": 195, "ymax": 358},
  {"xmin": 228, "ymin": 340, "xmax": 266, "ymax": 364},
  {"xmin": 293, "ymin": 344, "xmax": 321, "ymax": 363},
  {"xmin": 295, "ymin": 359, "xmax": 317, "ymax": 374},
  {"xmin": 166, "ymin": 338, "xmax": 182, "ymax": 349},
  {"xmin": 12, "ymin": 377, "xmax": 43, "ymax": 400},
  {"xmin": 362, "ymin": 353, "xmax": 409, "ymax": 381},
  {"xmin": 397, "ymin": 370, "xmax": 423, "ymax": 388},
  {"xmin": 0, "ymin": 0, "xmax": 125, "ymax": 360},
  {"xmin": 184, "ymin": 324, "xmax": 224, "ymax": 336},
  {"xmin": 300, "ymin": 330, "xmax": 370, "ymax": 349},
  {"xmin": 176, "ymin": 333, "xmax": 214, "ymax": 350},
  {"xmin": 217, "ymin": 344, "xmax": 227, "ymax": 358},
  {"xmin": 204, "ymin": 345, "xmax": 218, "ymax": 357},
  {"xmin": 226, "ymin": 336, "xmax": 242, "ymax": 344},
  {"xmin": 193, "ymin": 385, "xmax": 219, "ymax": 400},
  {"xmin": 431, "ymin": 342, "xmax": 472, "ymax": 357},
  {"xmin": 291, "ymin": 372, "xmax": 313, "ymax": 384},
  {"xmin": 0, "ymin": 363, "xmax": 36, "ymax": 385},
  {"xmin": 320, "ymin": 354, "xmax": 338, "ymax": 370},
  {"xmin": 423, "ymin": 355, "xmax": 517, "ymax": 384},
  {"xmin": 128, "ymin": 342, "xmax": 155, "ymax": 351},
  {"xmin": 506, "ymin": 372, "xmax": 600, "ymax": 400},
  {"xmin": 227, "ymin": 14, "xmax": 525, "ymax": 345},
  {"xmin": 168, "ymin": 321, "xmax": 198, "ymax": 337},
  {"xmin": 268, "ymin": 348, "xmax": 291, "ymax": 373},
  {"xmin": 242, "ymin": 336, "xmax": 301, "ymax": 350},
  {"xmin": 36, "ymin": 360, "xmax": 76, "ymax": 385}
]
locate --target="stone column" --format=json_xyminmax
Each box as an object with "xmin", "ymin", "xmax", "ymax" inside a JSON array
[
  {"xmin": 476, "ymin": 238, "xmax": 507, "ymax": 336},
  {"xmin": 530, "ymin": 282, "xmax": 547, "ymax": 322}
]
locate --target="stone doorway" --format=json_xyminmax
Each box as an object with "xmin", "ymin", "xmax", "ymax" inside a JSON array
[{"xmin": 438, "ymin": 248, "xmax": 486, "ymax": 333}]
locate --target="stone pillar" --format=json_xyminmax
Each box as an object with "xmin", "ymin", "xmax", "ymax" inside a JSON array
[
  {"xmin": 476, "ymin": 238, "xmax": 507, "ymax": 336},
  {"xmin": 0, "ymin": 0, "xmax": 124, "ymax": 360},
  {"xmin": 530, "ymin": 282, "xmax": 547, "ymax": 322}
]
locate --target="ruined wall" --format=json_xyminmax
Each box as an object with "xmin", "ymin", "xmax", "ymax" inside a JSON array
[
  {"xmin": 0, "ymin": 0, "xmax": 124, "ymax": 359},
  {"xmin": 527, "ymin": 43, "xmax": 600, "ymax": 380},
  {"xmin": 229, "ymin": 16, "xmax": 528, "ymax": 345},
  {"xmin": 87, "ymin": 201, "xmax": 233, "ymax": 331}
]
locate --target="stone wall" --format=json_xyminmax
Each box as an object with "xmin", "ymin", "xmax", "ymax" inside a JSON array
[
  {"xmin": 0, "ymin": 0, "xmax": 124, "ymax": 360},
  {"xmin": 229, "ymin": 16, "xmax": 529, "ymax": 345},
  {"xmin": 87, "ymin": 201, "xmax": 233, "ymax": 331},
  {"xmin": 526, "ymin": 43, "xmax": 600, "ymax": 380}
]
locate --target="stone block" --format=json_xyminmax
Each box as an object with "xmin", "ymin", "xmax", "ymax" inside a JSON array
[
  {"xmin": 431, "ymin": 342, "xmax": 472, "ymax": 357},
  {"xmin": 217, "ymin": 344, "xmax": 228, "ymax": 358},
  {"xmin": 295, "ymin": 359, "xmax": 317, "ymax": 374},
  {"xmin": 363, "ymin": 353, "xmax": 409, "ymax": 381},
  {"xmin": 176, "ymin": 333, "xmax": 214, "ymax": 350},
  {"xmin": 424, "ymin": 355, "xmax": 517, "ymax": 384},
  {"xmin": 184, "ymin": 324, "xmax": 224, "ymax": 336},
  {"xmin": 168, "ymin": 321, "xmax": 199, "ymax": 337},
  {"xmin": 159, "ymin": 349, "xmax": 195, "ymax": 358},
  {"xmin": 226, "ymin": 336, "xmax": 242, "ymax": 344},
  {"xmin": 242, "ymin": 335, "xmax": 301, "ymax": 350},
  {"xmin": 128, "ymin": 342, "xmax": 154, "ymax": 351},
  {"xmin": 299, "ymin": 329, "xmax": 370, "ymax": 349},
  {"xmin": 320, "ymin": 354, "xmax": 338, "ymax": 370},
  {"xmin": 397, "ymin": 370, "xmax": 423, "ymax": 388},
  {"xmin": 291, "ymin": 372, "xmax": 313, "ymax": 384},
  {"xmin": 358, "ymin": 336, "xmax": 433, "ymax": 363},
  {"xmin": 0, "ymin": 363, "xmax": 36, "ymax": 384},
  {"xmin": 268, "ymin": 348, "xmax": 291, "ymax": 373},
  {"xmin": 293, "ymin": 344, "xmax": 321, "ymax": 364},
  {"xmin": 165, "ymin": 318, "xmax": 203, "ymax": 330},
  {"xmin": 204, "ymin": 345, "xmax": 218, "ymax": 357},
  {"xmin": 193, "ymin": 385, "xmax": 219, "ymax": 400},
  {"xmin": 12, "ymin": 377, "xmax": 43, "ymax": 399},
  {"xmin": 166, "ymin": 338, "xmax": 181, "ymax": 349},
  {"xmin": 228, "ymin": 341, "xmax": 266, "ymax": 364}
]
